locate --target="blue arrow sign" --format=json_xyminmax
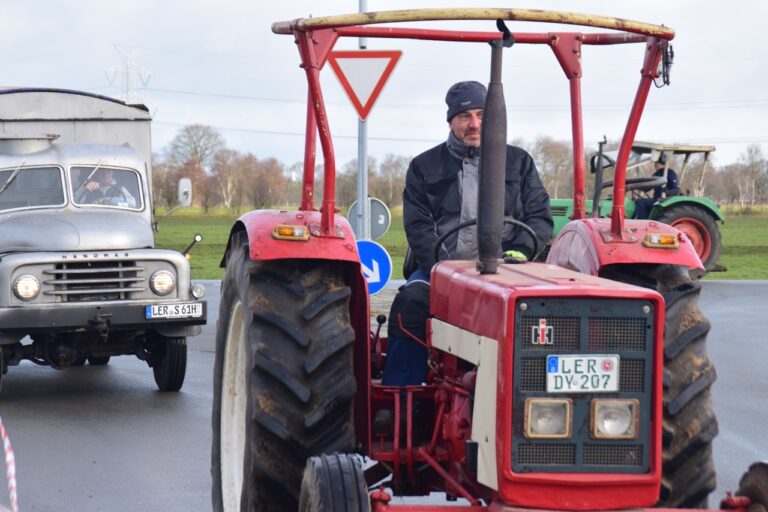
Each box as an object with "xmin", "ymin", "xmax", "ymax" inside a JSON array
[{"xmin": 357, "ymin": 240, "xmax": 392, "ymax": 295}]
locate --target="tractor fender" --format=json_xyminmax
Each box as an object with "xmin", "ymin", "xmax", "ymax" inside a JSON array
[
  {"xmin": 650, "ymin": 195, "xmax": 725, "ymax": 222},
  {"xmin": 547, "ymin": 218, "xmax": 703, "ymax": 276},
  {"xmin": 220, "ymin": 209, "xmax": 362, "ymax": 266}
]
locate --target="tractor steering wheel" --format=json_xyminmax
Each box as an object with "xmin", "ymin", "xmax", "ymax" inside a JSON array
[{"xmin": 431, "ymin": 218, "xmax": 540, "ymax": 265}]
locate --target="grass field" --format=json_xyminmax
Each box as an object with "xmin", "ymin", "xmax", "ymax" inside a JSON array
[{"xmin": 155, "ymin": 207, "xmax": 768, "ymax": 280}]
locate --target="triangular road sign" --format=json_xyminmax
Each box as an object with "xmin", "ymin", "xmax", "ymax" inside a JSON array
[{"xmin": 328, "ymin": 50, "xmax": 402, "ymax": 121}]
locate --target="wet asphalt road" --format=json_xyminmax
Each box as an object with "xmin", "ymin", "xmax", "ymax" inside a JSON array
[{"xmin": 0, "ymin": 280, "xmax": 765, "ymax": 511}]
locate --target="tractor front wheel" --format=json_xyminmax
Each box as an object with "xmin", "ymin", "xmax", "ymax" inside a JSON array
[
  {"xmin": 298, "ymin": 454, "xmax": 370, "ymax": 512},
  {"xmin": 655, "ymin": 205, "xmax": 721, "ymax": 276},
  {"xmin": 212, "ymin": 233, "xmax": 357, "ymax": 512}
]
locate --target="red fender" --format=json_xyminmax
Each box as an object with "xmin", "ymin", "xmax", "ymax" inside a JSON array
[
  {"xmin": 226, "ymin": 209, "xmax": 360, "ymax": 263},
  {"xmin": 547, "ymin": 218, "xmax": 703, "ymax": 276}
]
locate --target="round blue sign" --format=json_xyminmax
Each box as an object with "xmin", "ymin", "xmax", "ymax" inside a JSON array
[{"xmin": 356, "ymin": 240, "xmax": 392, "ymax": 295}]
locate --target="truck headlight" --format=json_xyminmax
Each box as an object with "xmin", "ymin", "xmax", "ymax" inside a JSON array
[
  {"xmin": 524, "ymin": 398, "xmax": 571, "ymax": 439},
  {"xmin": 591, "ymin": 399, "xmax": 639, "ymax": 439},
  {"xmin": 191, "ymin": 282, "xmax": 206, "ymax": 299},
  {"xmin": 150, "ymin": 270, "xmax": 176, "ymax": 296},
  {"xmin": 13, "ymin": 274, "xmax": 41, "ymax": 301}
]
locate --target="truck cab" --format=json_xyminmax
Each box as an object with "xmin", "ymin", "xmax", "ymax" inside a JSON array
[{"xmin": 0, "ymin": 89, "xmax": 206, "ymax": 392}]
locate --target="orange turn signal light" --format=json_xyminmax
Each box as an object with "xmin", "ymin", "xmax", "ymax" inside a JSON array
[
  {"xmin": 642, "ymin": 232, "xmax": 679, "ymax": 249},
  {"xmin": 272, "ymin": 224, "xmax": 310, "ymax": 241}
]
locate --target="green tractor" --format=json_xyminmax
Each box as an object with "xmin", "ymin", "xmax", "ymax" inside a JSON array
[{"xmin": 549, "ymin": 141, "xmax": 723, "ymax": 274}]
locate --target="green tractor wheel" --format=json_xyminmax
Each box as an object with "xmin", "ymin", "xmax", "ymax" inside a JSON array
[{"xmin": 655, "ymin": 205, "xmax": 722, "ymax": 276}]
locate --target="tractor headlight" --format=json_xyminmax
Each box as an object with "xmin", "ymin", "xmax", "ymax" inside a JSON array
[
  {"xmin": 591, "ymin": 399, "xmax": 639, "ymax": 439},
  {"xmin": 13, "ymin": 274, "xmax": 41, "ymax": 301},
  {"xmin": 150, "ymin": 270, "xmax": 176, "ymax": 296},
  {"xmin": 524, "ymin": 398, "xmax": 571, "ymax": 439}
]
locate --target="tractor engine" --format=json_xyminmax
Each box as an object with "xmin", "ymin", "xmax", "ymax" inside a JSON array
[{"xmin": 426, "ymin": 259, "xmax": 664, "ymax": 509}]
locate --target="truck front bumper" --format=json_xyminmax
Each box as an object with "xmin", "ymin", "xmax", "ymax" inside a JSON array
[{"xmin": 0, "ymin": 300, "xmax": 207, "ymax": 341}]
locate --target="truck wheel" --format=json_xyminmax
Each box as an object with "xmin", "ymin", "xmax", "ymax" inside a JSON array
[
  {"xmin": 212, "ymin": 233, "xmax": 356, "ymax": 512},
  {"xmin": 601, "ymin": 264, "xmax": 717, "ymax": 508},
  {"xmin": 298, "ymin": 454, "xmax": 370, "ymax": 512},
  {"xmin": 736, "ymin": 462, "xmax": 768, "ymax": 511},
  {"xmin": 87, "ymin": 355, "xmax": 111, "ymax": 365},
  {"xmin": 153, "ymin": 337, "xmax": 187, "ymax": 392},
  {"xmin": 655, "ymin": 205, "xmax": 722, "ymax": 276}
]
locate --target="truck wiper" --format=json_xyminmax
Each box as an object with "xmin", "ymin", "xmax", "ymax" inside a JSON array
[
  {"xmin": 0, "ymin": 161, "xmax": 26, "ymax": 198},
  {"xmin": 75, "ymin": 159, "xmax": 105, "ymax": 192}
]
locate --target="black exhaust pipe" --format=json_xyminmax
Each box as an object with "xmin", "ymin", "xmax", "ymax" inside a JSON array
[{"xmin": 477, "ymin": 23, "xmax": 512, "ymax": 274}]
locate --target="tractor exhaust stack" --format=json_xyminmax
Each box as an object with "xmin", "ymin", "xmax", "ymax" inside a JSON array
[{"xmin": 477, "ymin": 23, "xmax": 512, "ymax": 274}]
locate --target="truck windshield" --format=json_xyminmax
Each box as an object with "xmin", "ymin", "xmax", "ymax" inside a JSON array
[
  {"xmin": 0, "ymin": 166, "xmax": 65, "ymax": 211},
  {"xmin": 71, "ymin": 166, "xmax": 142, "ymax": 209}
]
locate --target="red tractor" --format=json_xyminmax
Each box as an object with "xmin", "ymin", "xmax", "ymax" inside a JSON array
[{"xmin": 210, "ymin": 8, "xmax": 763, "ymax": 512}]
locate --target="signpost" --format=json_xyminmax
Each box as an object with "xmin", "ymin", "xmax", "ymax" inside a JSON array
[
  {"xmin": 328, "ymin": 48, "xmax": 401, "ymax": 241},
  {"xmin": 356, "ymin": 240, "xmax": 392, "ymax": 295},
  {"xmin": 348, "ymin": 197, "xmax": 391, "ymax": 240},
  {"xmin": 327, "ymin": 50, "xmax": 402, "ymax": 122}
]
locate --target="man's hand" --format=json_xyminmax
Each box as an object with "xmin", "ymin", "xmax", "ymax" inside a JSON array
[
  {"xmin": 502, "ymin": 250, "xmax": 527, "ymax": 264},
  {"xmin": 85, "ymin": 181, "xmax": 100, "ymax": 192}
]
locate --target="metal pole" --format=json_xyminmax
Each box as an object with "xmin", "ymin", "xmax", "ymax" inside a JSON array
[{"xmin": 356, "ymin": 0, "xmax": 370, "ymax": 240}]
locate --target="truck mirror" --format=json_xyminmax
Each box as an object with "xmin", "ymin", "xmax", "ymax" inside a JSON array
[{"xmin": 177, "ymin": 178, "xmax": 192, "ymax": 207}]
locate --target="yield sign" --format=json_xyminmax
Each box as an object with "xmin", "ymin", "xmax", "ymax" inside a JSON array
[{"xmin": 328, "ymin": 50, "xmax": 402, "ymax": 121}]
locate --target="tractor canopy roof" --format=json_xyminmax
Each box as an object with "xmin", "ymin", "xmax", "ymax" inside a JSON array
[{"xmin": 273, "ymin": 8, "xmax": 675, "ymax": 237}]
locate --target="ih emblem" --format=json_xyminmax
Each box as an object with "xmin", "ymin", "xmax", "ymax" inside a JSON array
[{"xmin": 532, "ymin": 318, "xmax": 553, "ymax": 345}]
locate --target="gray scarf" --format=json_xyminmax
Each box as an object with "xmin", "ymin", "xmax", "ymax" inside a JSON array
[{"xmin": 446, "ymin": 132, "xmax": 480, "ymax": 260}]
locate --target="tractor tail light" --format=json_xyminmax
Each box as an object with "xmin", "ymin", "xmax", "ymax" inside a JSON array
[
  {"xmin": 642, "ymin": 232, "xmax": 679, "ymax": 249},
  {"xmin": 272, "ymin": 224, "xmax": 310, "ymax": 241}
]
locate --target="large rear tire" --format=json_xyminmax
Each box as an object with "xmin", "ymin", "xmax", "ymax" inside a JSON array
[
  {"xmin": 601, "ymin": 264, "xmax": 718, "ymax": 508},
  {"xmin": 212, "ymin": 233, "xmax": 357, "ymax": 512},
  {"xmin": 655, "ymin": 205, "xmax": 722, "ymax": 276},
  {"xmin": 298, "ymin": 454, "xmax": 370, "ymax": 512}
]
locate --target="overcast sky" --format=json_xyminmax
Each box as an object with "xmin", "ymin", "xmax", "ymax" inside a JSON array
[{"xmin": 1, "ymin": 1, "xmax": 765, "ymax": 168}]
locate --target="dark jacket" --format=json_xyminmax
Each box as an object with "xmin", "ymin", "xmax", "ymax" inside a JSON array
[
  {"xmin": 403, "ymin": 142, "xmax": 553, "ymax": 274},
  {"xmin": 652, "ymin": 167, "xmax": 680, "ymax": 201}
]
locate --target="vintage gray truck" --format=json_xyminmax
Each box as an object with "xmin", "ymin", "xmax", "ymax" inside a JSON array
[{"xmin": 0, "ymin": 88, "xmax": 206, "ymax": 391}]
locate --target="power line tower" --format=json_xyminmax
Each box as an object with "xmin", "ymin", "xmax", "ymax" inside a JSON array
[{"xmin": 104, "ymin": 46, "xmax": 151, "ymax": 104}]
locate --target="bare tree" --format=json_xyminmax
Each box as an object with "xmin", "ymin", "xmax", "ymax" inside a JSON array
[
  {"xmin": 244, "ymin": 156, "xmax": 288, "ymax": 209},
  {"xmin": 165, "ymin": 124, "xmax": 225, "ymax": 171},
  {"xmin": 211, "ymin": 149, "xmax": 245, "ymax": 210},
  {"xmin": 371, "ymin": 153, "xmax": 409, "ymax": 207},
  {"xmin": 151, "ymin": 157, "xmax": 179, "ymax": 210}
]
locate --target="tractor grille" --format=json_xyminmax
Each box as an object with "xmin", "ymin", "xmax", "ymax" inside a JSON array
[
  {"xmin": 512, "ymin": 298, "xmax": 654, "ymax": 474},
  {"xmin": 43, "ymin": 260, "xmax": 147, "ymax": 302}
]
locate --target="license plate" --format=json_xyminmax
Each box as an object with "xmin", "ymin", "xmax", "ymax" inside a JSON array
[
  {"xmin": 546, "ymin": 354, "xmax": 620, "ymax": 393},
  {"xmin": 145, "ymin": 302, "xmax": 203, "ymax": 320}
]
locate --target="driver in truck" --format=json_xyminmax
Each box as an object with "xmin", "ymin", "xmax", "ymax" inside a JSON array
[
  {"xmin": 75, "ymin": 168, "xmax": 136, "ymax": 207},
  {"xmin": 380, "ymin": 80, "xmax": 553, "ymax": 390}
]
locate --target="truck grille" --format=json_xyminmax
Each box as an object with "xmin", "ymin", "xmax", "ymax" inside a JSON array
[
  {"xmin": 512, "ymin": 298, "xmax": 654, "ymax": 474},
  {"xmin": 43, "ymin": 261, "xmax": 147, "ymax": 302}
]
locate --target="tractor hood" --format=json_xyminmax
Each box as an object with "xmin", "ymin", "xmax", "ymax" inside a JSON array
[{"xmin": 0, "ymin": 209, "xmax": 154, "ymax": 253}]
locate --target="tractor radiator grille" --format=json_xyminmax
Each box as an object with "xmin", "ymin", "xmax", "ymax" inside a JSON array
[
  {"xmin": 512, "ymin": 298, "xmax": 654, "ymax": 474},
  {"xmin": 43, "ymin": 261, "xmax": 147, "ymax": 302}
]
